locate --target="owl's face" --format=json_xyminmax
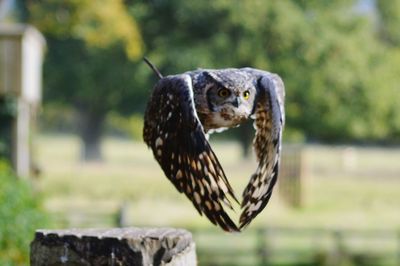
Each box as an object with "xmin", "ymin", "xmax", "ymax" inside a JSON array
[
  {"xmin": 207, "ymin": 85, "xmax": 255, "ymax": 113},
  {"xmin": 204, "ymin": 71, "xmax": 256, "ymax": 127}
]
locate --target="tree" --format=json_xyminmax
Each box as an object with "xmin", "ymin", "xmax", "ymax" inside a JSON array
[
  {"xmin": 22, "ymin": 0, "xmax": 400, "ymax": 162},
  {"xmin": 27, "ymin": 0, "xmax": 144, "ymax": 160},
  {"xmin": 375, "ymin": 0, "xmax": 400, "ymax": 142},
  {"xmin": 130, "ymin": 0, "xmax": 397, "ymax": 147}
]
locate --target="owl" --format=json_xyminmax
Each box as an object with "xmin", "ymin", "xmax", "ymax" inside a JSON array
[{"xmin": 143, "ymin": 62, "xmax": 285, "ymax": 232}]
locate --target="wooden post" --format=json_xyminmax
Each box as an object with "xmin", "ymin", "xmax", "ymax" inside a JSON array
[
  {"xmin": 30, "ymin": 227, "xmax": 197, "ymax": 266},
  {"xmin": 0, "ymin": 24, "xmax": 45, "ymax": 178},
  {"xmin": 279, "ymin": 144, "xmax": 306, "ymax": 208},
  {"xmin": 398, "ymin": 230, "xmax": 400, "ymax": 266},
  {"xmin": 331, "ymin": 230, "xmax": 347, "ymax": 265},
  {"xmin": 256, "ymin": 228, "xmax": 268, "ymax": 266}
]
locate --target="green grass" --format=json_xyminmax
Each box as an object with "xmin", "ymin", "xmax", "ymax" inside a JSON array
[
  {"xmin": 34, "ymin": 134, "xmax": 400, "ymax": 265},
  {"xmin": 36, "ymin": 134, "xmax": 400, "ymax": 230}
]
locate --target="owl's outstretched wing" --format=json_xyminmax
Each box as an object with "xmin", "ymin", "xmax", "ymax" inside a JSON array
[
  {"xmin": 143, "ymin": 74, "xmax": 240, "ymax": 232},
  {"xmin": 240, "ymin": 71, "xmax": 285, "ymax": 229}
]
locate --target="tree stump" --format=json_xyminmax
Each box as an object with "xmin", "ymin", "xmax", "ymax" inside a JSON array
[{"xmin": 30, "ymin": 227, "xmax": 196, "ymax": 266}]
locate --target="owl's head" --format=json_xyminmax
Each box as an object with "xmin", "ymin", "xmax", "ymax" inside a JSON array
[{"xmin": 204, "ymin": 70, "xmax": 257, "ymax": 119}]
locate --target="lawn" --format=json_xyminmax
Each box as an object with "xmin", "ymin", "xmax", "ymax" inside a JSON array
[
  {"xmin": 35, "ymin": 134, "xmax": 400, "ymax": 265},
  {"xmin": 36, "ymin": 134, "xmax": 400, "ymax": 230}
]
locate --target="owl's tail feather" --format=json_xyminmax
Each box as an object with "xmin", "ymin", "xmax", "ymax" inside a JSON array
[{"xmin": 143, "ymin": 57, "xmax": 163, "ymax": 79}]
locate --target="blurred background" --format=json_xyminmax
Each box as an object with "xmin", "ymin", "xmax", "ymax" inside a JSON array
[{"xmin": 1, "ymin": 0, "xmax": 400, "ymax": 265}]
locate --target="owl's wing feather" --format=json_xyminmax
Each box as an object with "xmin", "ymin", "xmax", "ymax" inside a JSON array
[
  {"xmin": 239, "ymin": 71, "xmax": 285, "ymax": 229},
  {"xmin": 143, "ymin": 74, "xmax": 239, "ymax": 232}
]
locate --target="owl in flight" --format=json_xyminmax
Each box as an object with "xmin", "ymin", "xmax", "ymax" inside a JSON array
[{"xmin": 143, "ymin": 60, "xmax": 285, "ymax": 232}]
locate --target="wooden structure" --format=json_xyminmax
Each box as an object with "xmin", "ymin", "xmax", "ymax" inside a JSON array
[
  {"xmin": 31, "ymin": 227, "xmax": 197, "ymax": 266},
  {"xmin": 195, "ymin": 227, "xmax": 400, "ymax": 266},
  {"xmin": 278, "ymin": 144, "xmax": 307, "ymax": 208},
  {"xmin": 0, "ymin": 24, "xmax": 45, "ymax": 177}
]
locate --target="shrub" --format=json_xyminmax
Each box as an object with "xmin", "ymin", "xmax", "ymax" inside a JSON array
[
  {"xmin": 0, "ymin": 161, "xmax": 49, "ymax": 266},
  {"xmin": 106, "ymin": 112, "xmax": 144, "ymax": 140}
]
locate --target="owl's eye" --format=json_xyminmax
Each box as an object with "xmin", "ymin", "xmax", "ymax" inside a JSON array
[
  {"xmin": 217, "ymin": 88, "xmax": 231, "ymax": 98},
  {"xmin": 243, "ymin": 90, "xmax": 250, "ymax": 100}
]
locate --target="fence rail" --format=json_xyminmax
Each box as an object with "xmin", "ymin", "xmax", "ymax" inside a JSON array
[{"xmin": 193, "ymin": 227, "xmax": 400, "ymax": 266}]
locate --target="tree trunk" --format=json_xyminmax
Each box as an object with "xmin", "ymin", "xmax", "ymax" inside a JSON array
[{"xmin": 77, "ymin": 107, "xmax": 106, "ymax": 162}]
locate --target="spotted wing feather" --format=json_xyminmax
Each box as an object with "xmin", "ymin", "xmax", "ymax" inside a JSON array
[
  {"xmin": 239, "ymin": 72, "xmax": 285, "ymax": 229},
  {"xmin": 143, "ymin": 74, "xmax": 239, "ymax": 232}
]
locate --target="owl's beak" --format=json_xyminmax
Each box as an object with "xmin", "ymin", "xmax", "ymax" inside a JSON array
[{"xmin": 231, "ymin": 97, "xmax": 241, "ymax": 108}]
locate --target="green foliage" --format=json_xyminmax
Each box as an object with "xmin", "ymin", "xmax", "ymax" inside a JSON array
[
  {"xmin": 28, "ymin": 0, "xmax": 146, "ymax": 133},
  {"xmin": 24, "ymin": 0, "xmax": 400, "ymax": 145},
  {"xmin": 0, "ymin": 161, "xmax": 49, "ymax": 265},
  {"xmin": 374, "ymin": 0, "xmax": 400, "ymax": 142},
  {"xmin": 39, "ymin": 104, "xmax": 78, "ymax": 134},
  {"xmin": 130, "ymin": 0, "xmax": 400, "ymax": 144},
  {"xmin": 29, "ymin": 0, "xmax": 142, "ymax": 59},
  {"xmin": 106, "ymin": 113, "xmax": 144, "ymax": 140},
  {"xmin": 376, "ymin": 0, "xmax": 400, "ymax": 46},
  {"xmin": 26, "ymin": 0, "xmax": 147, "ymax": 159}
]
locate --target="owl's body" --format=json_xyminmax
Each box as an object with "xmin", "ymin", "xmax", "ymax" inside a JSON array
[{"xmin": 143, "ymin": 67, "xmax": 285, "ymax": 232}]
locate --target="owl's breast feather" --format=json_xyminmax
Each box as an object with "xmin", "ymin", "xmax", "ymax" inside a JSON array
[{"xmin": 200, "ymin": 107, "xmax": 247, "ymax": 132}]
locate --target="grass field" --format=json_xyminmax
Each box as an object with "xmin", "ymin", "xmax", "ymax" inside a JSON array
[
  {"xmin": 36, "ymin": 134, "xmax": 400, "ymax": 230},
  {"xmin": 35, "ymin": 134, "xmax": 400, "ymax": 265}
]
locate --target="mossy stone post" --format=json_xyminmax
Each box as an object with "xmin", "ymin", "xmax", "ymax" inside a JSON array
[{"xmin": 30, "ymin": 227, "xmax": 196, "ymax": 266}]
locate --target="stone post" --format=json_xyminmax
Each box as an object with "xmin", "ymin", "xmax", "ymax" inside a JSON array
[{"xmin": 30, "ymin": 227, "xmax": 196, "ymax": 266}]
